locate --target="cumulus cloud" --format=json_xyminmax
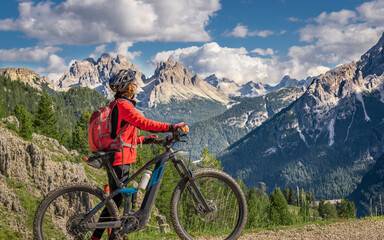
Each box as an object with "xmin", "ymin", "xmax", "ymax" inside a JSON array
[
  {"xmin": 150, "ymin": 42, "xmax": 290, "ymax": 85},
  {"xmin": 251, "ymin": 48, "xmax": 275, "ymax": 56},
  {"xmin": 89, "ymin": 44, "xmax": 108, "ymax": 59},
  {"xmin": 225, "ymin": 24, "xmax": 274, "ymax": 38},
  {"xmin": 358, "ymin": 0, "xmax": 384, "ymax": 25},
  {"xmin": 288, "ymin": 0, "xmax": 384, "ymax": 76},
  {"xmin": 0, "ymin": 0, "xmax": 221, "ymax": 45},
  {"xmin": 36, "ymin": 54, "xmax": 70, "ymax": 82},
  {"xmin": 0, "ymin": 46, "xmax": 61, "ymax": 62},
  {"xmin": 110, "ymin": 42, "xmax": 142, "ymax": 60}
]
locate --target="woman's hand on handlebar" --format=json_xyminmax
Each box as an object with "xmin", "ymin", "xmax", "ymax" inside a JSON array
[
  {"xmin": 170, "ymin": 122, "xmax": 189, "ymax": 133},
  {"xmin": 143, "ymin": 134, "xmax": 159, "ymax": 144}
]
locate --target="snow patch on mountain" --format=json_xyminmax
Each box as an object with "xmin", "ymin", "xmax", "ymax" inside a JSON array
[
  {"xmin": 328, "ymin": 118, "xmax": 336, "ymax": 146},
  {"xmin": 297, "ymin": 128, "xmax": 309, "ymax": 148},
  {"xmin": 355, "ymin": 87, "xmax": 371, "ymax": 121},
  {"xmin": 344, "ymin": 107, "xmax": 356, "ymax": 142}
]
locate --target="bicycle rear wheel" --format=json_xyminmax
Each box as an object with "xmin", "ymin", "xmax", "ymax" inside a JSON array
[
  {"xmin": 170, "ymin": 168, "xmax": 247, "ymax": 240},
  {"xmin": 33, "ymin": 183, "xmax": 120, "ymax": 240}
]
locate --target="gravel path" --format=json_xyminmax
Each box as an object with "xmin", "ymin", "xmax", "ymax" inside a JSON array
[{"xmin": 240, "ymin": 219, "xmax": 384, "ymax": 240}]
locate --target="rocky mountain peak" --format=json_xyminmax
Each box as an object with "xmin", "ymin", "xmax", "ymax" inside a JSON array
[
  {"xmin": 137, "ymin": 60, "xmax": 230, "ymax": 107},
  {"xmin": 239, "ymin": 81, "xmax": 267, "ymax": 97},
  {"xmin": 153, "ymin": 58, "xmax": 196, "ymax": 85},
  {"xmin": 56, "ymin": 53, "xmax": 145, "ymax": 99},
  {"xmin": 358, "ymin": 32, "xmax": 384, "ymax": 78},
  {"xmin": 0, "ymin": 67, "xmax": 51, "ymax": 90}
]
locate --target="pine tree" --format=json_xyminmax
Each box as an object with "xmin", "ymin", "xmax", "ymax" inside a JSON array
[
  {"xmin": 299, "ymin": 200, "xmax": 310, "ymax": 222},
  {"xmin": 299, "ymin": 188, "xmax": 305, "ymax": 207},
  {"xmin": 72, "ymin": 110, "xmax": 91, "ymax": 154},
  {"xmin": 348, "ymin": 201, "xmax": 356, "ymax": 218},
  {"xmin": 259, "ymin": 182, "xmax": 266, "ymax": 196},
  {"xmin": 318, "ymin": 199, "xmax": 326, "ymax": 219},
  {"xmin": 34, "ymin": 91, "xmax": 59, "ymax": 139},
  {"xmin": 324, "ymin": 202, "xmax": 337, "ymax": 219},
  {"xmin": 200, "ymin": 148, "xmax": 223, "ymax": 170},
  {"xmin": 246, "ymin": 188, "xmax": 269, "ymax": 229},
  {"xmin": 13, "ymin": 105, "xmax": 33, "ymax": 140},
  {"xmin": 268, "ymin": 188, "xmax": 293, "ymax": 226},
  {"xmin": 306, "ymin": 191, "xmax": 315, "ymax": 206},
  {"xmin": 288, "ymin": 186, "xmax": 295, "ymax": 205},
  {"xmin": 283, "ymin": 187, "xmax": 290, "ymax": 203}
]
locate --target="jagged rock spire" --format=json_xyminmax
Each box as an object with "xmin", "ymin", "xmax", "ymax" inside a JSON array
[{"xmin": 358, "ymin": 32, "xmax": 384, "ymax": 77}]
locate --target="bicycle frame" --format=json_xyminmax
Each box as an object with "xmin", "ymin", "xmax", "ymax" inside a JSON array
[{"xmin": 80, "ymin": 147, "xmax": 213, "ymax": 237}]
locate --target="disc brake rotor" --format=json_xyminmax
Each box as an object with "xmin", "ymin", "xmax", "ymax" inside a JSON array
[{"xmin": 66, "ymin": 213, "xmax": 87, "ymax": 237}]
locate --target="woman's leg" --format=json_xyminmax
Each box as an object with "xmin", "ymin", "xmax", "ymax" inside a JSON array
[{"xmin": 92, "ymin": 164, "xmax": 130, "ymax": 239}]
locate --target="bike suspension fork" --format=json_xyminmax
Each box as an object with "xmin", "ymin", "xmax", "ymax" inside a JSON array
[{"xmin": 173, "ymin": 159, "xmax": 213, "ymax": 212}]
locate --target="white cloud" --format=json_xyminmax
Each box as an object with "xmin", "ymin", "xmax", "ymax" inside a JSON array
[
  {"xmin": 0, "ymin": 0, "xmax": 221, "ymax": 45},
  {"xmin": 358, "ymin": 0, "xmax": 384, "ymax": 25},
  {"xmin": 229, "ymin": 24, "xmax": 248, "ymax": 38},
  {"xmin": 89, "ymin": 44, "xmax": 108, "ymax": 59},
  {"xmin": 251, "ymin": 48, "xmax": 275, "ymax": 56},
  {"xmin": 36, "ymin": 54, "xmax": 70, "ymax": 82},
  {"xmin": 226, "ymin": 24, "xmax": 274, "ymax": 38},
  {"xmin": 0, "ymin": 46, "xmax": 61, "ymax": 62},
  {"xmin": 288, "ymin": 0, "xmax": 384, "ymax": 77},
  {"xmin": 287, "ymin": 17, "xmax": 301, "ymax": 22},
  {"xmin": 150, "ymin": 42, "xmax": 289, "ymax": 85},
  {"xmin": 110, "ymin": 42, "xmax": 142, "ymax": 60}
]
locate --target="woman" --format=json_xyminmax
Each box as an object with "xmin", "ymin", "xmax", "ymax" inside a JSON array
[{"xmin": 91, "ymin": 69, "xmax": 188, "ymax": 240}]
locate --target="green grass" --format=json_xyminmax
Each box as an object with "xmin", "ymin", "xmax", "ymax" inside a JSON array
[
  {"xmin": 5, "ymin": 177, "xmax": 42, "ymax": 232},
  {"xmin": 83, "ymin": 162, "xmax": 108, "ymax": 188},
  {"xmin": 0, "ymin": 207, "xmax": 24, "ymax": 240}
]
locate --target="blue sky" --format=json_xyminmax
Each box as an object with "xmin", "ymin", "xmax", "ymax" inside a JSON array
[{"xmin": 0, "ymin": 0, "xmax": 383, "ymax": 85}]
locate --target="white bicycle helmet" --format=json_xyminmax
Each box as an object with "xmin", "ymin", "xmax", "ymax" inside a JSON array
[{"xmin": 109, "ymin": 69, "xmax": 136, "ymax": 93}]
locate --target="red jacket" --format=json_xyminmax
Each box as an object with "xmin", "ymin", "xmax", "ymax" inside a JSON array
[{"xmin": 112, "ymin": 98, "xmax": 170, "ymax": 166}]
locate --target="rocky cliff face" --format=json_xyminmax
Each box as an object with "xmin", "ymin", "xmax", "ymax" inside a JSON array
[
  {"xmin": 0, "ymin": 124, "xmax": 85, "ymax": 238},
  {"xmin": 219, "ymin": 32, "xmax": 384, "ymax": 199},
  {"xmin": 56, "ymin": 54, "xmax": 145, "ymax": 99},
  {"xmin": 0, "ymin": 68, "xmax": 52, "ymax": 90},
  {"xmin": 137, "ymin": 58, "xmax": 230, "ymax": 107}
]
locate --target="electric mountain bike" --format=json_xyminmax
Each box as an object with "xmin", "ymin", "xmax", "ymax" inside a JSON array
[{"xmin": 33, "ymin": 130, "xmax": 247, "ymax": 240}]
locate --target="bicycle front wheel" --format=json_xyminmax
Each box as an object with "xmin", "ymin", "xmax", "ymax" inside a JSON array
[
  {"xmin": 33, "ymin": 183, "xmax": 120, "ymax": 240},
  {"xmin": 170, "ymin": 168, "xmax": 247, "ymax": 240}
]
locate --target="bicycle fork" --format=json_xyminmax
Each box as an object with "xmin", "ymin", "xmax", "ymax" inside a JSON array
[{"xmin": 172, "ymin": 157, "xmax": 214, "ymax": 213}]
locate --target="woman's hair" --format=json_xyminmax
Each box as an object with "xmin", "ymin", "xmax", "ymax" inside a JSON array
[{"xmin": 114, "ymin": 83, "xmax": 135, "ymax": 99}]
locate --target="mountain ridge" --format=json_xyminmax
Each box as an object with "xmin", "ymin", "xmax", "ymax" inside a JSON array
[{"xmin": 218, "ymin": 32, "xmax": 384, "ymax": 200}]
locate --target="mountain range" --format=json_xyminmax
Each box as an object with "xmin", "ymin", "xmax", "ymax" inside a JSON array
[
  {"xmin": 218, "ymin": 32, "xmax": 384, "ymax": 200},
  {"xmin": 205, "ymin": 74, "xmax": 314, "ymax": 97}
]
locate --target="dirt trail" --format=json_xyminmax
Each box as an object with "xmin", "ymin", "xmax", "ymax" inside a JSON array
[{"xmin": 240, "ymin": 219, "xmax": 384, "ymax": 240}]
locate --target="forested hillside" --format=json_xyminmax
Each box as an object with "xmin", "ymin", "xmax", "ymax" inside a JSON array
[
  {"xmin": 0, "ymin": 75, "xmax": 108, "ymax": 149},
  {"xmin": 348, "ymin": 153, "xmax": 384, "ymax": 217},
  {"xmin": 139, "ymin": 98, "xmax": 228, "ymax": 125},
  {"xmin": 188, "ymin": 87, "xmax": 303, "ymax": 159}
]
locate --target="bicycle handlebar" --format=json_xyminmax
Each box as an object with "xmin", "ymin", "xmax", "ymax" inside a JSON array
[{"xmin": 155, "ymin": 129, "xmax": 186, "ymax": 148}]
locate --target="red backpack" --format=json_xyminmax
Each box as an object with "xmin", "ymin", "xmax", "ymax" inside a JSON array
[{"xmin": 88, "ymin": 99, "xmax": 129, "ymax": 152}]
